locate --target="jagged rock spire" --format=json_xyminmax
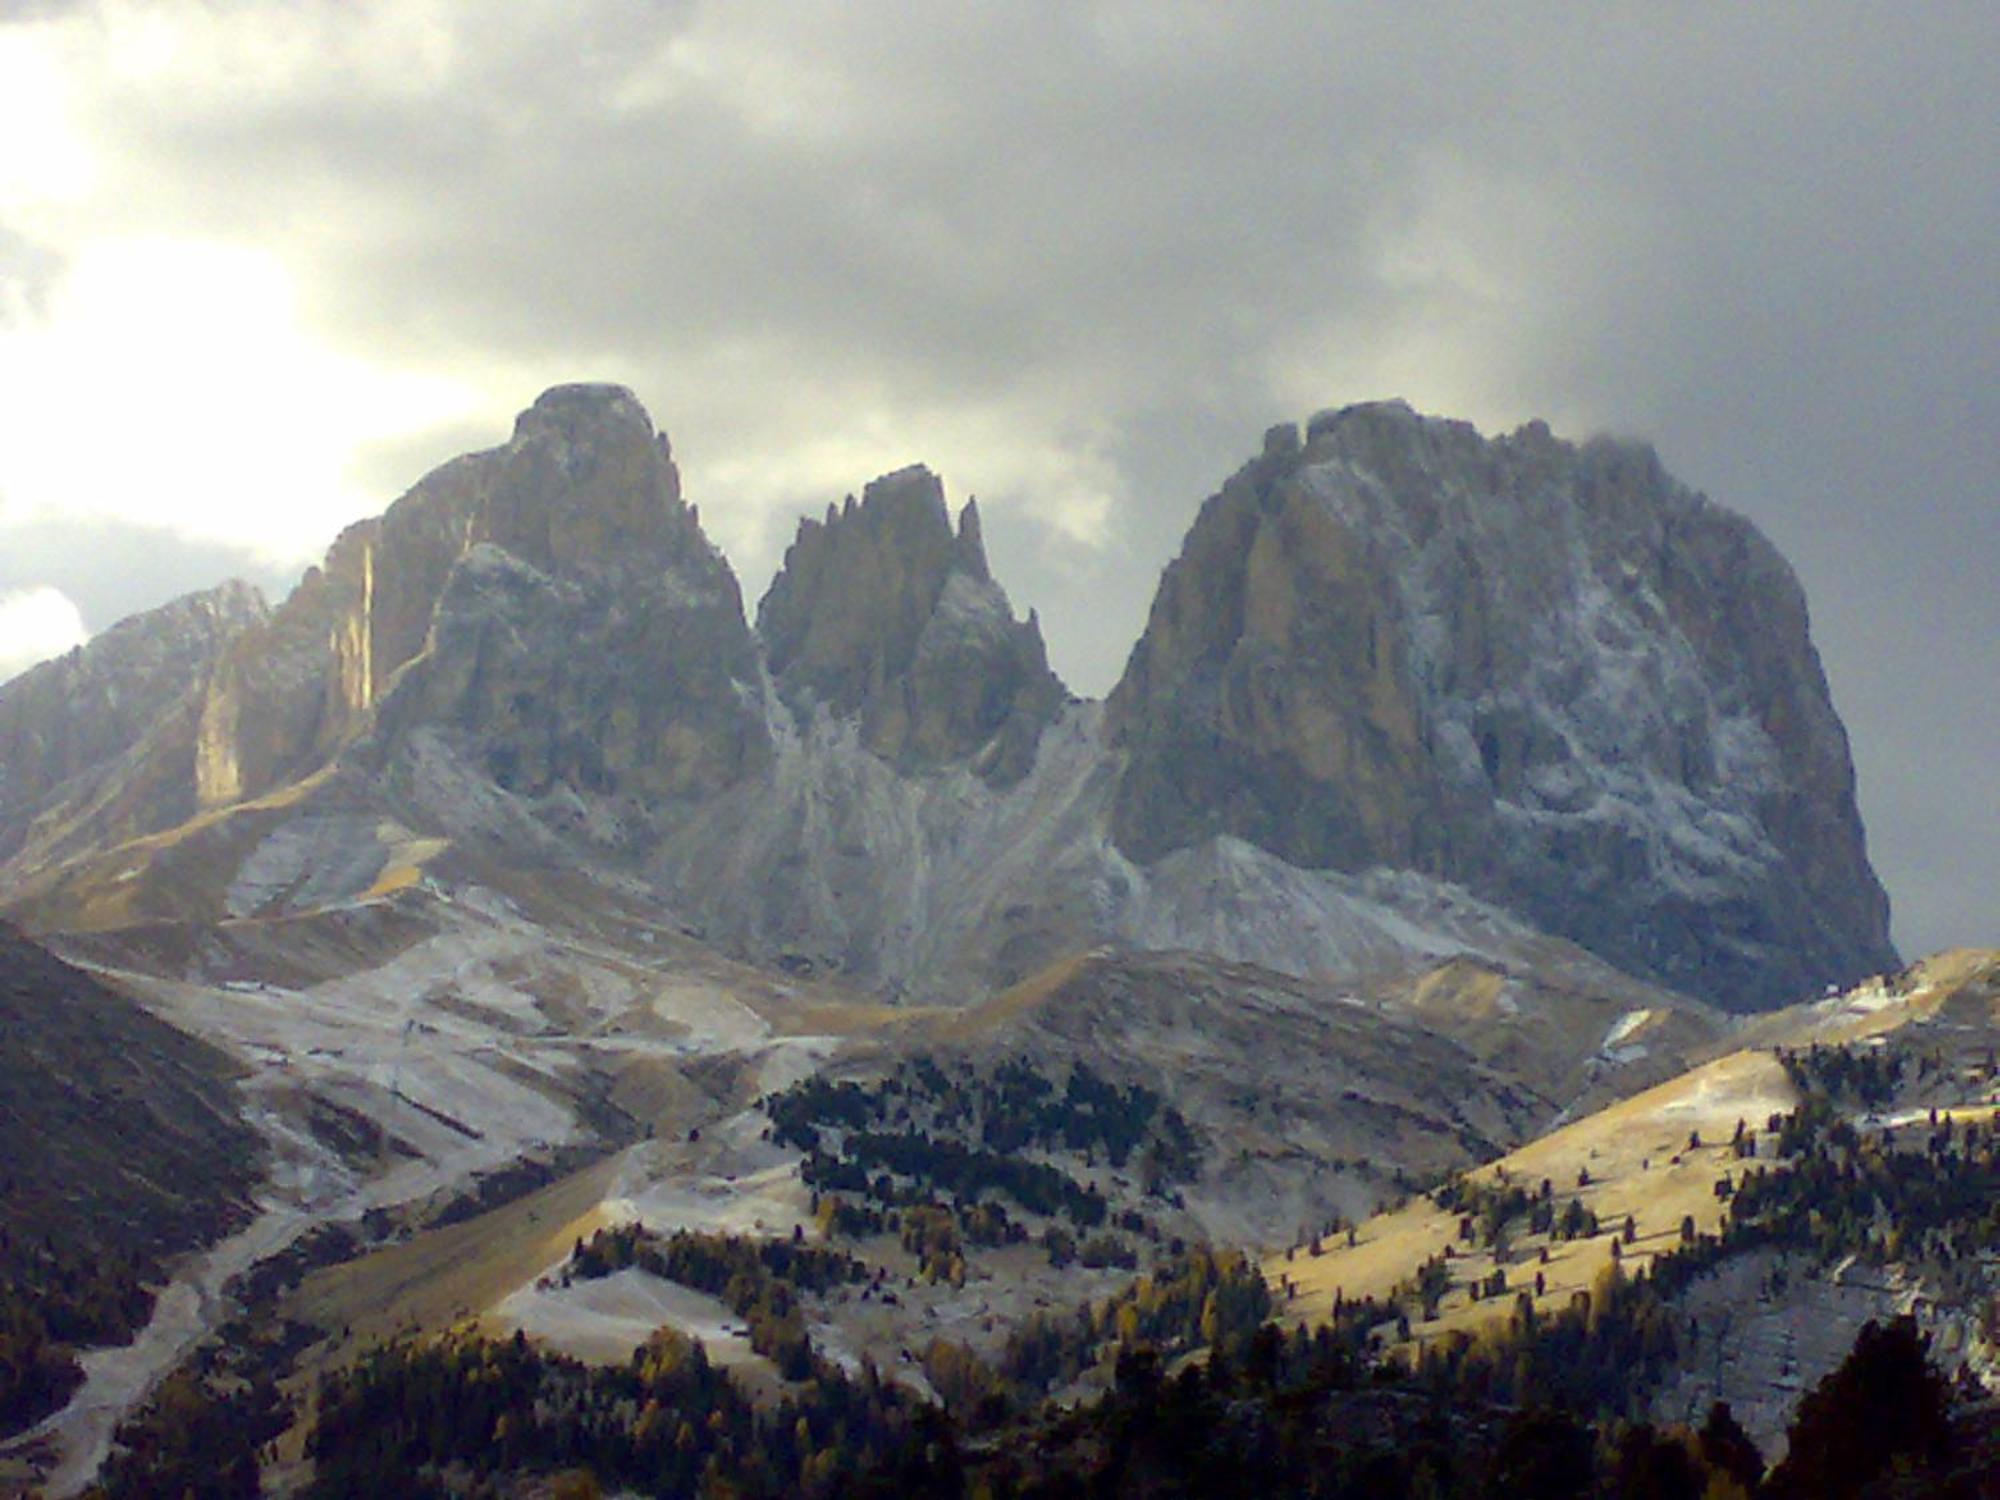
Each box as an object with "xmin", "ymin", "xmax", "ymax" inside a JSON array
[{"xmin": 758, "ymin": 466, "xmax": 1063, "ymax": 782}]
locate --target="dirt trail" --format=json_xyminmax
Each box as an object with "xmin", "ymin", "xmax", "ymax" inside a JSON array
[{"xmin": 3, "ymin": 1205, "xmax": 308, "ymax": 1499}]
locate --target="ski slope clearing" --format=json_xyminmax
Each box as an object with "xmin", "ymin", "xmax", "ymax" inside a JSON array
[
  {"xmin": 491, "ymin": 1267, "xmax": 772, "ymax": 1375},
  {"xmin": 285, "ymin": 1154, "xmax": 625, "ymax": 1358},
  {"xmin": 18, "ymin": 877, "xmax": 884, "ymax": 1495}
]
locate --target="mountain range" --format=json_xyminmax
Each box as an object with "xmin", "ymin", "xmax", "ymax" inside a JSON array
[
  {"xmin": 3, "ymin": 384, "xmax": 1974, "ymax": 1500},
  {"xmin": 0, "ymin": 383, "xmax": 1895, "ymax": 1012}
]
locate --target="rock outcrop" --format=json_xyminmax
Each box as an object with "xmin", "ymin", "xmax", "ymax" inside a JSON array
[
  {"xmin": 757, "ymin": 465, "xmax": 1064, "ymax": 783},
  {"xmin": 0, "ymin": 390, "xmax": 1897, "ymax": 1016},
  {"xmin": 0, "ymin": 579, "xmax": 268, "ymax": 864},
  {"xmin": 364, "ymin": 386, "xmax": 769, "ymax": 803},
  {"xmin": 1108, "ymin": 401, "xmax": 1896, "ymax": 1008},
  {"xmin": 194, "ymin": 384, "xmax": 769, "ymax": 811}
]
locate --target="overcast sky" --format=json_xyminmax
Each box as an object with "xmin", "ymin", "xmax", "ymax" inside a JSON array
[{"xmin": 0, "ymin": 2, "xmax": 1992, "ymax": 959}]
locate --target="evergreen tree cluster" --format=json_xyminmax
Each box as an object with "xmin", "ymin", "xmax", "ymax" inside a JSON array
[
  {"xmin": 972, "ymin": 1314, "xmax": 1977, "ymax": 1498},
  {"xmin": 993, "ymin": 1246, "xmax": 1273, "ymax": 1406},
  {"xmin": 303, "ymin": 1326, "xmax": 959, "ymax": 1498},
  {"xmin": 766, "ymin": 1054, "xmax": 1200, "ymax": 1190},
  {"xmin": 1776, "ymin": 1042, "xmax": 1909, "ymax": 1109},
  {"xmin": 768, "ymin": 1055, "xmax": 1207, "ymax": 1275},
  {"xmin": 804, "ymin": 1127, "xmax": 1111, "ymax": 1227},
  {"xmin": 0, "ymin": 1240, "xmax": 157, "ymax": 1433}
]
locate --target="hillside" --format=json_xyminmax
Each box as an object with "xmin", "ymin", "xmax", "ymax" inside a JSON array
[
  {"xmin": 0, "ymin": 389, "xmax": 1962, "ymax": 1497},
  {"xmin": 0, "ymin": 924, "xmax": 258, "ymax": 1449},
  {"xmin": 1265, "ymin": 950, "xmax": 2000, "ymax": 1456},
  {"xmin": 59, "ymin": 964, "xmax": 2000, "ymax": 1497}
]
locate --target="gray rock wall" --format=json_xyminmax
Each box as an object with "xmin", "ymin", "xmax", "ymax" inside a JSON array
[
  {"xmin": 757, "ymin": 465, "xmax": 1064, "ymax": 783},
  {"xmin": 1107, "ymin": 403, "xmax": 1896, "ymax": 1009}
]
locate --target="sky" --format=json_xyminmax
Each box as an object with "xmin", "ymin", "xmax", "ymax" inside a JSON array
[{"xmin": 0, "ymin": 2, "xmax": 1993, "ymax": 959}]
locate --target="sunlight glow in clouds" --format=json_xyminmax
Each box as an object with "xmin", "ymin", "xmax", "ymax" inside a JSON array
[
  {"xmin": 0, "ymin": 33, "xmax": 93, "ymax": 205},
  {"xmin": 0, "ymin": 586, "xmax": 88, "ymax": 682},
  {"xmin": 0, "ymin": 237, "xmax": 475, "ymax": 566},
  {"xmin": 0, "ymin": 3, "xmax": 1989, "ymax": 956}
]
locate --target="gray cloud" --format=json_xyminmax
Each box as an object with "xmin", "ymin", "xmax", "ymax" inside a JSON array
[
  {"xmin": 14, "ymin": 1, "xmax": 1999, "ymax": 957},
  {"xmin": 0, "ymin": 518, "xmax": 293, "ymax": 634},
  {"xmin": 0, "ymin": 225, "xmax": 64, "ymax": 328}
]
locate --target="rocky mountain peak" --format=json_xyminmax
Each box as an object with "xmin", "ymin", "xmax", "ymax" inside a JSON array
[
  {"xmin": 190, "ymin": 385, "xmax": 765, "ymax": 811},
  {"xmin": 953, "ymin": 495, "xmax": 993, "ymax": 582},
  {"xmin": 481, "ymin": 382, "xmax": 715, "ymax": 581},
  {"xmin": 509, "ymin": 381, "xmax": 656, "ymax": 447},
  {"xmin": 0, "ymin": 389, "xmax": 1897, "ymax": 1016},
  {"xmin": 1109, "ymin": 404, "xmax": 1896, "ymax": 1009},
  {"xmin": 757, "ymin": 465, "xmax": 1064, "ymax": 781}
]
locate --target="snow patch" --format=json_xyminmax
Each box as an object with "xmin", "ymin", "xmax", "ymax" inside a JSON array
[
  {"xmin": 494, "ymin": 1266, "xmax": 759, "ymax": 1368},
  {"xmin": 1602, "ymin": 1009, "xmax": 1654, "ymax": 1050}
]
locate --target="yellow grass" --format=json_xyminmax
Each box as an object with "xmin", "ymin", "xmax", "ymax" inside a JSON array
[
  {"xmin": 927, "ymin": 951, "xmax": 1098, "ymax": 1044},
  {"xmin": 1265, "ymin": 1050, "xmax": 1799, "ymax": 1352},
  {"xmin": 357, "ymin": 833, "xmax": 451, "ymax": 902},
  {"xmin": 288, "ymin": 1153, "xmax": 623, "ymax": 1356}
]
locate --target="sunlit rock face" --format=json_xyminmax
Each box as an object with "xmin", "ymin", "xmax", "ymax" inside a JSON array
[
  {"xmin": 0, "ymin": 389, "xmax": 1896, "ymax": 1016},
  {"xmin": 0, "ymin": 579, "xmax": 267, "ymax": 866},
  {"xmin": 195, "ymin": 383, "xmax": 769, "ymax": 809},
  {"xmin": 1107, "ymin": 401, "xmax": 1896, "ymax": 1009},
  {"xmin": 757, "ymin": 464, "xmax": 1065, "ymax": 784}
]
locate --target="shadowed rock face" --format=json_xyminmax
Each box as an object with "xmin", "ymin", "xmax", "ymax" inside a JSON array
[
  {"xmin": 757, "ymin": 464, "xmax": 1065, "ymax": 783},
  {"xmin": 0, "ymin": 580, "xmax": 268, "ymax": 865},
  {"xmin": 1108, "ymin": 402, "xmax": 1896, "ymax": 1009},
  {"xmin": 196, "ymin": 384, "xmax": 770, "ymax": 808},
  {"xmin": 366, "ymin": 387, "xmax": 769, "ymax": 802},
  {"xmin": 0, "ymin": 390, "xmax": 1896, "ymax": 1016}
]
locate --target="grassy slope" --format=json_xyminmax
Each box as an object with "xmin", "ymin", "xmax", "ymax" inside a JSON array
[
  {"xmin": 1267, "ymin": 950, "xmax": 2000, "ymax": 1356},
  {"xmin": 1267, "ymin": 1050, "xmax": 1797, "ymax": 1349}
]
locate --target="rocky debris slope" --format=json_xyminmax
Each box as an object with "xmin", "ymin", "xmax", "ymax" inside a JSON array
[
  {"xmin": 1108, "ymin": 403, "xmax": 1895, "ymax": 1009},
  {"xmin": 643, "ymin": 692, "xmax": 1727, "ymax": 1025}
]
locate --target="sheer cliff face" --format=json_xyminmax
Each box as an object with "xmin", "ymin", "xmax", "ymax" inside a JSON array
[
  {"xmin": 756, "ymin": 465, "xmax": 1065, "ymax": 783},
  {"xmin": 0, "ymin": 389, "xmax": 1895, "ymax": 1015},
  {"xmin": 0, "ymin": 580, "xmax": 268, "ymax": 865},
  {"xmin": 1107, "ymin": 402, "xmax": 1896, "ymax": 1009},
  {"xmin": 367, "ymin": 387, "xmax": 769, "ymax": 803},
  {"xmin": 196, "ymin": 384, "xmax": 770, "ymax": 808}
]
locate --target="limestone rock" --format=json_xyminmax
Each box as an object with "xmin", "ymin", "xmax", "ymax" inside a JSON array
[
  {"xmin": 757, "ymin": 465, "xmax": 1064, "ymax": 783},
  {"xmin": 1108, "ymin": 400, "xmax": 1896, "ymax": 1009},
  {"xmin": 196, "ymin": 383, "xmax": 769, "ymax": 811},
  {"xmin": 365, "ymin": 387, "xmax": 768, "ymax": 803},
  {"xmin": 0, "ymin": 390, "xmax": 1897, "ymax": 1019},
  {"xmin": 0, "ymin": 579, "xmax": 267, "ymax": 865}
]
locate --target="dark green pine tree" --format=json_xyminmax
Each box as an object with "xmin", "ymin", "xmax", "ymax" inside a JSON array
[{"xmin": 1763, "ymin": 1317, "xmax": 1953, "ymax": 1499}]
